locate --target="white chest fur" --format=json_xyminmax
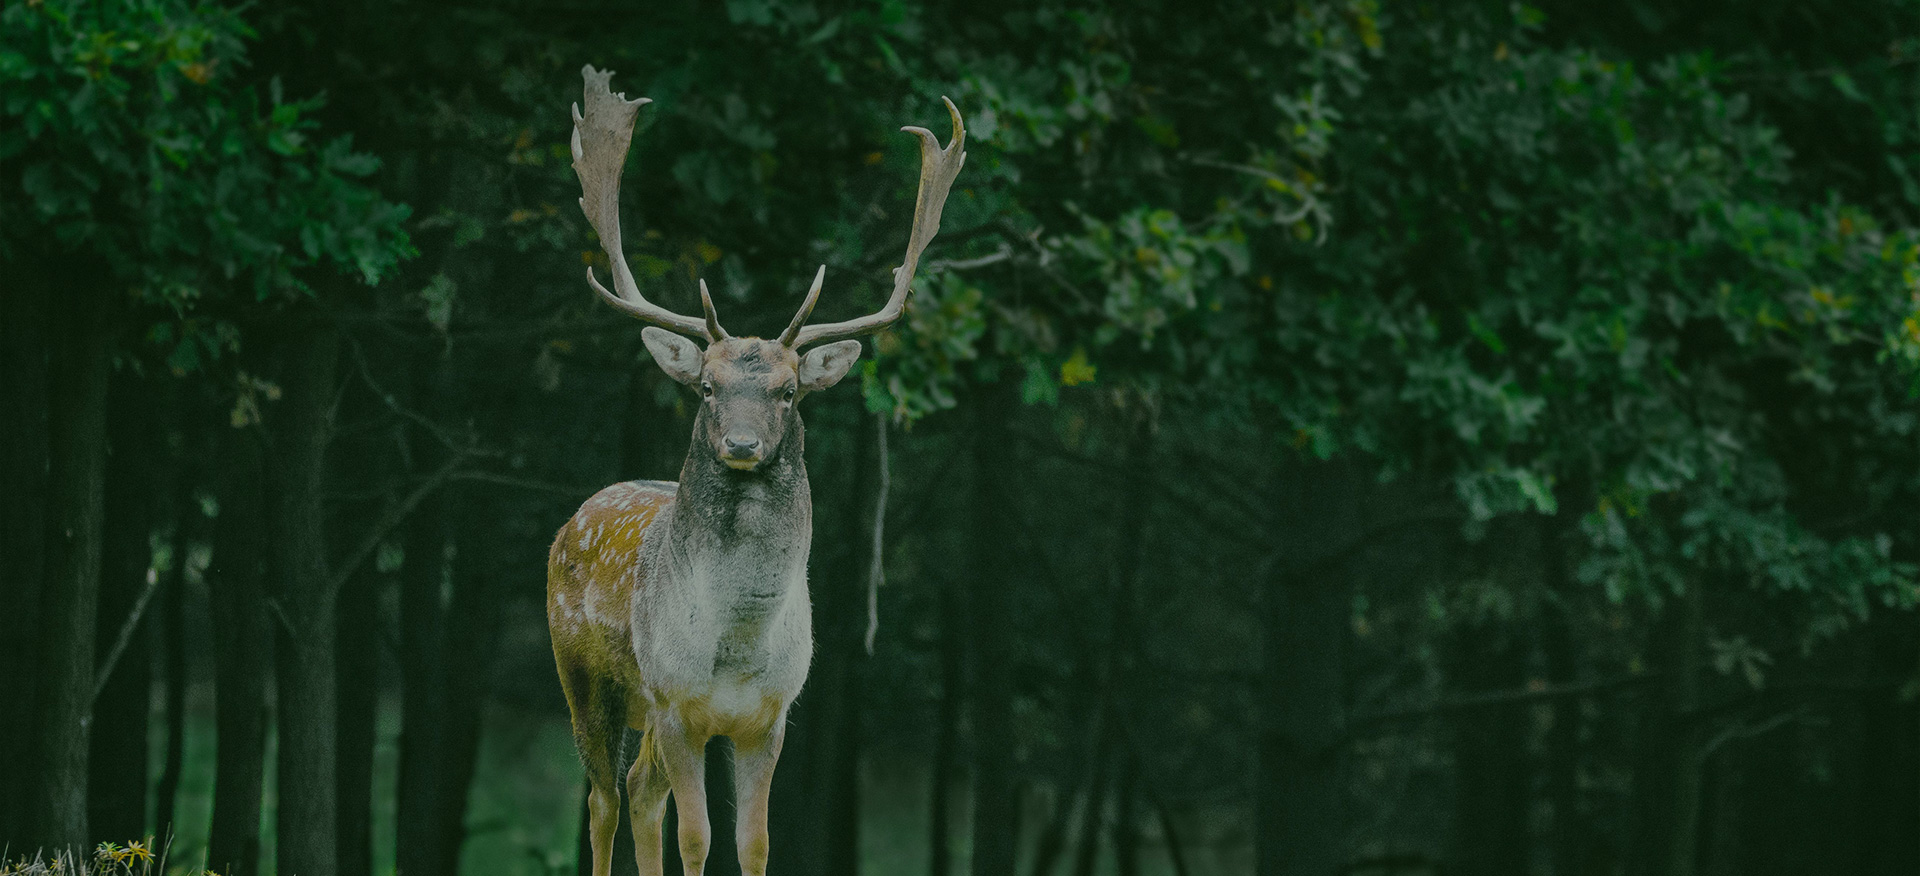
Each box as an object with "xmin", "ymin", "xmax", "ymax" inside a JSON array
[{"xmin": 631, "ymin": 533, "xmax": 813, "ymax": 708}]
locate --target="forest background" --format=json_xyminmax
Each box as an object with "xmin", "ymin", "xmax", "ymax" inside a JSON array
[{"xmin": 4, "ymin": 1, "xmax": 1920, "ymax": 875}]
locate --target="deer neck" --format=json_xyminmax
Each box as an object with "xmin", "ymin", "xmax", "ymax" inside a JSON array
[{"xmin": 667, "ymin": 410, "xmax": 812, "ymax": 607}]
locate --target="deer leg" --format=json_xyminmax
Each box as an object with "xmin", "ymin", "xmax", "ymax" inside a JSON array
[
  {"xmin": 562, "ymin": 668, "xmax": 626, "ymax": 876},
  {"xmin": 656, "ymin": 715, "xmax": 713, "ymax": 876},
  {"xmin": 732, "ymin": 719, "xmax": 787, "ymax": 876},
  {"xmin": 627, "ymin": 729, "xmax": 672, "ymax": 876},
  {"xmin": 587, "ymin": 783, "xmax": 621, "ymax": 876}
]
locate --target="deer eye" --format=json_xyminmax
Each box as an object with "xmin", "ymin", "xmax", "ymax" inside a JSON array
[
  {"xmin": 782, "ymin": 386, "xmax": 796, "ymax": 402},
  {"xmin": 701, "ymin": 381, "xmax": 714, "ymax": 398}
]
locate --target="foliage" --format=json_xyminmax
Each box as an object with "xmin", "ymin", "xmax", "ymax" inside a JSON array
[
  {"xmin": 1310, "ymin": 11, "xmax": 1920, "ymax": 618},
  {"xmin": 0, "ymin": 0, "xmax": 413, "ymax": 372},
  {"xmin": 740, "ymin": 0, "xmax": 1920, "ymax": 624}
]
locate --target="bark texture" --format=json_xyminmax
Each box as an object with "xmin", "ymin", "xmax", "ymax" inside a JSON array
[
  {"xmin": 31, "ymin": 288, "xmax": 114, "ymax": 852},
  {"xmin": 0, "ymin": 268, "xmax": 50, "ymax": 840},
  {"xmin": 270, "ymin": 326, "xmax": 342, "ymax": 876},
  {"xmin": 208, "ymin": 423, "xmax": 272, "ymax": 876},
  {"xmin": 1628, "ymin": 584, "xmax": 1706, "ymax": 876},
  {"xmin": 89, "ymin": 374, "xmax": 159, "ymax": 842},
  {"xmin": 969, "ymin": 387, "xmax": 1020, "ymax": 876},
  {"xmin": 337, "ymin": 567, "xmax": 380, "ymax": 876}
]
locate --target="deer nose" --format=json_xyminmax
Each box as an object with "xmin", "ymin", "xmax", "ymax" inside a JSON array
[{"xmin": 724, "ymin": 433, "xmax": 762, "ymax": 458}]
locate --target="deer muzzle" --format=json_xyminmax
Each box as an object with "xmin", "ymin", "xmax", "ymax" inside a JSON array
[{"xmin": 722, "ymin": 432, "xmax": 763, "ymax": 470}]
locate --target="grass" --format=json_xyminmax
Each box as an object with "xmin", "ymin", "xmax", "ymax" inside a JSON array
[{"xmin": 2, "ymin": 838, "xmax": 168, "ymax": 876}]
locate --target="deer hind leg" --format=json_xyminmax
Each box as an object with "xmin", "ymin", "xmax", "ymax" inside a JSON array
[
  {"xmin": 561, "ymin": 665, "xmax": 627, "ymax": 876},
  {"xmin": 627, "ymin": 728, "xmax": 672, "ymax": 876},
  {"xmin": 654, "ymin": 713, "xmax": 713, "ymax": 876},
  {"xmin": 732, "ymin": 719, "xmax": 787, "ymax": 876}
]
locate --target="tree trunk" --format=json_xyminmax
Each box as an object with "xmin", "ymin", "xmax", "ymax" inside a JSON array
[
  {"xmin": 90, "ymin": 374, "xmax": 159, "ymax": 842},
  {"xmin": 1026, "ymin": 689, "xmax": 1105, "ymax": 876},
  {"xmin": 148, "ymin": 384, "xmax": 191, "ymax": 839},
  {"xmin": 397, "ymin": 345, "xmax": 456, "ymax": 875},
  {"xmin": 823, "ymin": 412, "xmax": 880, "ymax": 876},
  {"xmin": 208, "ymin": 424, "xmax": 273, "ymax": 876},
  {"xmin": 969, "ymin": 387, "xmax": 1020, "ymax": 876},
  {"xmin": 1665, "ymin": 585, "xmax": 1706, "ymax": 876},
  {"xmin": 1628, "ymin": 583, "xmax": 1705, "ymax": 876},
  {"xmin": 271, "ymin": 325, "xmax": 343, "ymax": 876},
  {"xmin": 1541, "ymin": 583, "xmax": 1587, "ymax": 876},
  {"xmin": 1113, "ymin": 755, "xmax": 1140, "ymax": 876},
  {"xmin": 431, "ymin": 497, "xmax": 514, "ymax": 872},
  {"xmin": 1448, "ymin": 616, "xmax": 1528, "ymax": 876},
  {"xmin": 152, "ymin": 399, "xmax": 194, "ymax": 841},
  {"xmin": 32, "ymin": 288, "xmax": 113, "ymax": 853},
  {"xmin": 1103, "ymin": 426, "xmax": 1151, "ymax": 876},
  {"xmin": 825, "ymin": 677, "xmax": 863, "ymax": 874},
  {"xmin": 397, "ymin": 499, "xmax": 456, "ymax": 873},
  {"xmin": 1048, "ymin": 434, "xmax": 1151, "ymax": 876},
  {"xmin": 153, "ymin": 534, "xmax": 189, "ymax": 840},
  {"xmin": 1256, "ymin": 463, "xmax": 1357, "ymax": 876},
  {"xmin": 0, "ymin": 265, "xmax": 50, "ymax": 840},
  {"xmin": 1702, "ymin": 745, "xmax": 1743, "ymax": 876},
  {"xmin": 336, "ymin": 566, "xmax": 380, "ymax": 876},
  {"xmin": 928, "ymin": 550, "xmax": 963, "ymax": 876},
  {"xmin": 1857, "ymin": 627, "xmax": 1920, "ymax": 876},
  {"xmin": 398, "ymin": 399, "xmax": 515, "ymax": 874},
  {"xmin": 332, "ymin": 344, "xmax": 390, "ymax": 876},
  {"xmin": 1069, "ymin": 749, "xmax": 1110, "ymax": 876}
]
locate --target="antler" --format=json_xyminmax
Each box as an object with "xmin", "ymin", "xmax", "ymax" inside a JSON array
[
  {"xmin": 572, "ymin": 65, "xmax": 723, "ymax": 341},
  {"xmin": 783, "ymin": 97, "xmax": 967, "ymax": 349}
]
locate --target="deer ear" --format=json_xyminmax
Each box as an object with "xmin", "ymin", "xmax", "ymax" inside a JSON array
[
  {"xmin": 798, "ymin": 340, "xmax": 863, "ymax": 392},
  {"xmin": 642, "ymin": 327, "xmax": 703, "ymax": 386}
]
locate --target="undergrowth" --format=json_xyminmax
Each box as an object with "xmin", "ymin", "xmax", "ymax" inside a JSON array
[{"xmin": 0, "ymin": 838, "xmax": 192, "ymax": 876}]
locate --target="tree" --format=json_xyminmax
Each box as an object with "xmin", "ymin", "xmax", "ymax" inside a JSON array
[{"xmin": 1, "ymin": 0, "xmax": 410, "ymax": 854}]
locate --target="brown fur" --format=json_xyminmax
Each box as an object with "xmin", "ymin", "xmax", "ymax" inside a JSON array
[{"xmin": 547, "ymin": 481, "xmax": 672, "ymax": 802}]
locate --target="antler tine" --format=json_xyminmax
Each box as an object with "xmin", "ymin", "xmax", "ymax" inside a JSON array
[
  {"xmin": 777, "ymin": 265, "xmax": 828, "ymax": 346},
  {"xmin": 572, "ymin": 65, "xmax": 716, "ymax": 341},
  {"xmin": 787, "ymin": 97, "xmax": 967, "ymax": 349},
  {"xmin": 698, "ymin": 279, "xmax": 730, "ymax": 340}
]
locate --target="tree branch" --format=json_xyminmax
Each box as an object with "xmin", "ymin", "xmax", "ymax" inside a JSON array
[
  {"xmin": 90, "ymin": 569, "xmax": 163, "ymax": 706},
  {"xmin": 345, "ymin": 336, "xmax": 484, "ymax": 456},
  {"xmin": 325, "ymin": 450, "xmax": 471, "ymax": 596},
  {"xmin": 451, "ymin": 470, "xmax": 604, "ymax": 498},
  {"xmin": 1697, "ymin": 708, "xmax": 1806, "ymax": 764},
  {"xmin": 1347, "ymin": 672, "xmax": 1660, "ymax": 738}
]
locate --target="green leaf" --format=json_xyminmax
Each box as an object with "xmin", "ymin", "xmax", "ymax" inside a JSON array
[{"xmin": 1020, "ymin": 361, "xmax": 1059, "ymax": 406}]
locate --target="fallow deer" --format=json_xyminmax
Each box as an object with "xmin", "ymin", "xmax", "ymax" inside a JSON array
[{"xmin": 547, "ymin": 66, "xmax": 965, "ymax": 876}]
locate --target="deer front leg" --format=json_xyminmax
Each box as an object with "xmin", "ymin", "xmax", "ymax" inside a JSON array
[
  {"xmin": 656, "ymin": 714, "xmax": 713, "ymax": 876},
  {"xmin": 733, "ymin": 719, "xmax": 787, "ymax": 876},
  {"xmin": 628, "ymin": 733, "xmax": 673, "ymax": 876}
]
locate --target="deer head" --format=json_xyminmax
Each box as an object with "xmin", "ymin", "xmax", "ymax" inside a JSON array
[{"xmin": 570, "ymin": 66, "xmax": 966, "ymax": 472}]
